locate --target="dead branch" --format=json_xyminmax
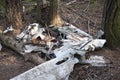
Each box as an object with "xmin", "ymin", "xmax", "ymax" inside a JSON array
[
  {"xmin": 73, "ymin": 16, "xmax": 79, "ymax": 23},
  {"xmin": 0, "ymin": 30, "xmax": 45, "ymax": 65},
  {"xmin": 66, "ymin": 0, "xmax": 77, "ymax": 5},
  {"xmin": 83, "ymin": 0, "xmax": 90, "ymax": 12},
  {"xmin": 87, "ymin": 20, "xmax": 91, "ymax": 34}
]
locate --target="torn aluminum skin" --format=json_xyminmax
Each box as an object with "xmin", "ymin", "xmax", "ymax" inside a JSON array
[{"xmin": 11, "ymin": 23, "xmax": 106, "ymax": 80}]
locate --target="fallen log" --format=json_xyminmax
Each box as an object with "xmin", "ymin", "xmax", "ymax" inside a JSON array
[{"xmin": 0, "ymin": 30, "xmax": 45, "ymax": 65}]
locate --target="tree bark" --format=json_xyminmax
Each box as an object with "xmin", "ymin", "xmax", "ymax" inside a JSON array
[
  {"xmin": 5, "ymin": 0, "xmax": 23, "ymax": 35},
  {"xmin": 36, "ymin": 0, "xmax": 50, "ymax": 25},
  {"xmin": 36, "ymin": 0, "xmax": 42, "ymax": 24},
  {"xmin": 103, "ymin": 0, "xmax": 120, "ymax": 48},
  {"xmin": 49, "ymin": 0, "xmax": 63, "ymax": 27}
]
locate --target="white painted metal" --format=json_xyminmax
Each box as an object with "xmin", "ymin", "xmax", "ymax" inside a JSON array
[{"xmin": 10, "ymin": 23, "xmax": 106, "ymax": 80}]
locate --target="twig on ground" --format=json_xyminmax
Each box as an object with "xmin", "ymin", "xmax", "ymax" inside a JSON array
[
  {"xmin": 87, "ymin": 20, "xmax": 91, "ymax": 34},
  {"xmin": 94, "ymin": 18, "xmax": 97, "ymax": 27},
  {"xmin": 66, "ymin": 0, "xmax": 77, "ymax": 6},
  {"xmin": 73, "ymin": 16, "xmax": 79, "ymax": 23},
  {"xmin": 83, "ymin": 0, "xmax": 90, "ymax": 12}
]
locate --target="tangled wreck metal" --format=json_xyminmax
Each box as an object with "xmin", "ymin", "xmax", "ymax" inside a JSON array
[{"xmin": 10, "ymin": 23, "xmax": 106, "ymax": 80}]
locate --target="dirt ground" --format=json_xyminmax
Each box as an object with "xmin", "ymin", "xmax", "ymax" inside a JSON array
[
  {"xmin": 0, "ymin": 48, "xmax": 35, "ymax": 80},
  {"xmin": 0, "ymin": 0, "xmax": 120, "ymax": 80}
]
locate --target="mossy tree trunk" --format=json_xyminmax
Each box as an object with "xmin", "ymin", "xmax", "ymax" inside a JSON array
[
  {"xmin": 49, "ymin": 0, "xmax": 63, "ymax": 27},
  {"xmin": 103, "ymin": 0, "xmax": 120, "ymax": 48},
  {"xmin": 5, "ymin": 0, "xmax": 23, "ymax": 35}
]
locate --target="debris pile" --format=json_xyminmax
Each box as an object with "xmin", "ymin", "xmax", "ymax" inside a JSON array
[
  {"xmin": 16, "ymin": 23, "xmax": 60, "ymax": 55},
  {"xmin": 7, "ymin": 23, "xmax": 106, "ymax": 80}
]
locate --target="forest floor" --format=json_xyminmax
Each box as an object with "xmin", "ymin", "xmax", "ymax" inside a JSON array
[{"xmin": 0, "ymin": 0, "xmax": 120, "ymax": 80}]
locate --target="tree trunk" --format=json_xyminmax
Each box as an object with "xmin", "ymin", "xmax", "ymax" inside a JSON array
[
  {"xmin": 3, "ymin": 0, "xmax": 45, "ymax": 65},
  {"xmin": 36, "ymin": 0, "xmax": 49, "ymax": 25},
  {"xmin": 49, "ymin": 0, "xmax": 63, "ymax": 27},
  {"xmin": 36, "ymin": 0, "xmax": 42, "ymax": 24},
  {"xmin": 103, "ymin": 0, "xmax": 120, "ymax": 48},
  {"xmin": 5, "ymin": 0, "xmax": 23, "ymax": 35}
]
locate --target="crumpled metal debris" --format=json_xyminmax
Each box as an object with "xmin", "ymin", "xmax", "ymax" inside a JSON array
[
  {"xmin": 24, "ymin": 44, "xmax": 40, "ymax": 53},
  {"xmin": 11, "ymin": 23, "xmax": 106, "ymax": 80},
  {"xmin": 96, "ymin": 30, "xmax": 104, "ymax": 38},
  {"xmin": 59, "ymin": 24, "xmax": 92, "ymax": 38},
  {"xmin": 54, "ymin": 24, "xmax": 106, "ymax": 57},
  {"xmin": 0, "ymin": 42, "xmax": 2, "ymax": 51},
  {"xmin": 3, "ymin": 25, "xmax": 14, "ymax": 34},
  {"xmin": 85, "ymin": 55, "xmax": 110, "ymax": 67},
  {"xmin": 16, "ymin": 23, "xmax": 46, "ymax": 43}
]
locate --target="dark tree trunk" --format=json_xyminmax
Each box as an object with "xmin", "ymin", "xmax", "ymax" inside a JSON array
[
  {"xmin": 103, "ymin": 0, "xmax": 120, "ymax": 48},
  {"xmin": 5, "ymin": 0, "xmax": 23, "ymax": 35},
  {"xmin": 36, "ymin": 0, "xmax": 42, "ymax": 24},
  {"xmin": 49, "ymin": 0, "xmax": 63, "ymax": 27},
  {"xmin": 3, "ymin": 0, "xmax": 45, "ymax": 65},
  {"xmin": 36, "ymin": 0, "xmax": 49, "ymax": 25}
]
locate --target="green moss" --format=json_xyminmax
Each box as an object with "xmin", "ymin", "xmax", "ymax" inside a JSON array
[
  {"xmin": 107, "ymin": 8, "xmax": 120, "ymax": 47},
  {"xmin": 104, "ymin": 0, "xmax": 120, "ymax": 48}
]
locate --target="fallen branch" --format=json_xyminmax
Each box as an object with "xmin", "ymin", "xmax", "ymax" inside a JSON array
[
  {"xmin": 83, "ymin": 0, "xmax": 90, "ymax": 12},
  {"xmin": 0, "ymin": 30, "xmax": 45, "ymax": 64}
]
